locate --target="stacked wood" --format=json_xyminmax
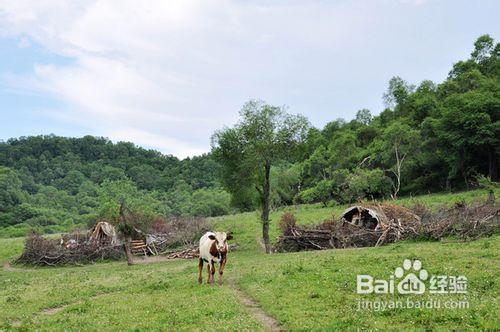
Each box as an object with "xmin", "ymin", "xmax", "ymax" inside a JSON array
[
  {"xmin": 130, "ymin": 239, "xmax": 149, "ymax": 256},
  {"xmin": 160, "ymin": 243, "xmax": 239, "ymax": 260},
  {"xmin": 163, "ymin": 247, "xmax": 199, "ymax": 259},
  {"xmin": 276, "ymin": 213, "xmax": 333, "ymax": 251}
]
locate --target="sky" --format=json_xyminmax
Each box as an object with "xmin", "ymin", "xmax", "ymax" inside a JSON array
[{"xmin": 0, "ymin": 1, "xmax": 498, "ymax": 159}]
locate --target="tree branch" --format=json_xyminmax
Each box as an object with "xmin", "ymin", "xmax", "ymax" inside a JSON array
[{"xmin": 255, "ymin": 185, "xmax": 263, "ymax": 197}]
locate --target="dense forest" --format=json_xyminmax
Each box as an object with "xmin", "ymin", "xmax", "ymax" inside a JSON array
[
  {"xmin": 0, "ymin": 35, "xmax": 498, "ymax": 237},
  {"xmin": 0, "ymin": 138, "xmax": 230, "ymax": 236}
]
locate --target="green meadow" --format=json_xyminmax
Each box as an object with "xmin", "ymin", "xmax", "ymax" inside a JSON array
[{"xmin": 1, "ymin": 190, "xmax": 498, "ymax": 331}]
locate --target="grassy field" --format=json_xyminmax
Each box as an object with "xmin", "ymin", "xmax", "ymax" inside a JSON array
[
  {"xmin": 212, "ymin": 188, "xmax": 499, "ymax": 251},
  {"xmin": 0, "ymin": 190, "xmax": 498, "ymax": 331}
]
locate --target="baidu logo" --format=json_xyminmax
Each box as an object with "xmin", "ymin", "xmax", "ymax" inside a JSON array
[{"xmin": 356, "ymin": 259, "xmax": 466, "ymax": 295}]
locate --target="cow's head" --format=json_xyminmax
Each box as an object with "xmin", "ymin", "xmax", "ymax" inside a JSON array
[{"xmin": 208, "ymin": 231, "xmax": 233, "ymax": 253}]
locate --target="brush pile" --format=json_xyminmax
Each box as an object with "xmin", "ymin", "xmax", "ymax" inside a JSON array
[
  {"xmin": 146, "ymin": 216, "xmax": 209, "ymax": 254},
  {"xmin": 15, "ymin": 217, "xmax": 214, "ymax": 266},
  {"xmin": 276, "ymin": 201, "xmax": 499, "ymax": 252},
  {"xmin": 277, "ymin": 213, "xmax": 333, "ymax": 251},
  {"xmin": 420, "ymin": 201, "xmax": 499, "ymax": 240},
  {"xmin": 16, "ymin": 232, "xmax": 123, "ymax": 266}
]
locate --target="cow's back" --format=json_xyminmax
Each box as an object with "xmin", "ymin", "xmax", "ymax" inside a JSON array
[{"xmin": 199, "ymin": 232, "xmax": 215, "ymax": 261}]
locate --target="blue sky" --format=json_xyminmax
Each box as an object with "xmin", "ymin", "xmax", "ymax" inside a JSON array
[{"xmin": 0, "ymin": 0, "xmax": 499, "ymax": 158}]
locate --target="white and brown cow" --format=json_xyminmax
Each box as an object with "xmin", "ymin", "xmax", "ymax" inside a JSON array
[{"xmin": 198, "ymin": 231, "xmax": 232, "ymax": 285}]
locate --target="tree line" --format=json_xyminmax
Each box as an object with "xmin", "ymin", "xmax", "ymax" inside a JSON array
[
  {"xmin": 212, "ymin": 35, "xmax": 498, "ymax": 251},
  {"xmin": 0, "ymin": 35, "xmax": 498, "ymax": 238}
]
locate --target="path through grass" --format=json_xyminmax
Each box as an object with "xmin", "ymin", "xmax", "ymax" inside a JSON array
[{"xmin": 0, "ymin": 189, "xmax": 498, "ymax": 330}]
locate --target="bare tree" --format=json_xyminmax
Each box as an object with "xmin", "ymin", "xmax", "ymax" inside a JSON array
[{"xmin": 379, "ymin": 123, "xmax": 418, "ymax": 199}]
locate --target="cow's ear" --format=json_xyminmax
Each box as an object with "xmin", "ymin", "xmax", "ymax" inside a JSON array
[
  {"xmin": 226, "ymin": 232, "xmax": 233, "ymax": 240},
  {"xmin": 208, "ymin": 234, "xmax": 216, "ymax": 240}
]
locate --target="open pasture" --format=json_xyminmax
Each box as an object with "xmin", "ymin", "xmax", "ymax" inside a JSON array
[{"xmin": 1, "ymin": 190, "xmax": 498, "ymax": 331}]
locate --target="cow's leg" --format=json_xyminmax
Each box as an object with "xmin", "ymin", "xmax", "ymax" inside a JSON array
[
  {"xmin": 206, "ymin": 262, "xmax": 211, "ymax": 284},
  {"xmin": 210, "ymin": 260, "xmax": 216, "ymax": 285},
  {"xmin": 218, "ymin": 257, "xmax": 227, "ymax": 286},
  {"xmin": 198, "ymin": 258, "xmax": 203, "ymax": 284}
]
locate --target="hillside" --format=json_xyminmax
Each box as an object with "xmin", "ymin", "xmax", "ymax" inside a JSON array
[
  {"xmin": 0, "ymin": 35, "xmax": 498, "ymax": 239},
  {"xmin": 0, "ymin": 190, "xmax": 498, "ymax": 330},
  {"xmin": 0, "ymin": 136, "xmax": 230, "ymax": 237}
]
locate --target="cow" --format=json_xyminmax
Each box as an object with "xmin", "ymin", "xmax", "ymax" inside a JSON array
[{"xmin": 198, "ymin": 231, "xmax": 233, "ymax": 285}]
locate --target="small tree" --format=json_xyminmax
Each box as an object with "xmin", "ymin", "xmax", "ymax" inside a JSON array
[
  {"xmin": 212, "ymin": 100, "xmax": 309, "ymax": 253},
  {"xmin": 117, "ymin": 200, "xmax": 135, "ymax": 265},
  {"xmin": 374, "ymin": 122, "xmax": 419, "ymax": 199},
  {"xmin": 116, "ymin": 200, "xmax": 156, "ymax": 265},
  {"xmin": 97, "ymin": 179, "xmax": 155, "ymax": 265},
  {"xmin": 475, "ymin": 174, "xmax": 498, "ymax": 203}
]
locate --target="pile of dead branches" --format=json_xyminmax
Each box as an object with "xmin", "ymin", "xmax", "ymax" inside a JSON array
[
  {"xmin": 15, "ymin": 216, "xmax": 215, "ymax": 265},
  {"xmin": 276, "ymin": 201, "xmax": 499, "ymax": 252},
  {"xmin": 418, "ymin": 201, "xmax": 499, "ymax": 241},
  {"xmin": 276, "ymin": 215, "xmax": 389, "ymax": 251},
  {"xmin": 16, "ymin": 233, "xmax": 123, "ymax": 266},
  {"xmin": 276, "ymin": 213, "xmax": 333, "ymax": 251},
  {"xmin": 147, "ymin": 216, "xmax": 210, "ymax": 254}
]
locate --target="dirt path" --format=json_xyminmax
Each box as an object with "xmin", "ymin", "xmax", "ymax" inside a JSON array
[
  {"xmin": 41, "ymin": 305, "xmax": 68, "ymax": 315},
  {"xmin": 229, "ymin": 281, "xmax": 282, "ymax": 331},
  {"xmin": 8, "ymin": 291, "xmax": 116, "ymax": 327},
  {"xmin": 4, "ymin": 256, "xmax": 280, "ymax": 330},
  {"xmin": 3, "ymin": 261, "xmax": 38, "ymax": 272},
  {"xmin": 2, "ymin": 262, "xmax": 14, "ymax": 271},
  {"xmin": 40, "ymin": 291, "xmax": 116, "ymax": 316},
  {"xmin": 9, "ymin": 299, "xmax": 81, "ymax": 327}
]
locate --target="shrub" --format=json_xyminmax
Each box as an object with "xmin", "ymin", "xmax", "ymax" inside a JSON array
[
  {"xmin": 26, "ymin": 215, "xmax": 57, "ymax": 227},
  {"xmin": 344, "ymin": 168, "xmax": 392, "ymax": 202},
  {"xmin": 298, "ymin": 180, "xmax": 333, "ymax": 206},
  {"xmin": 191, "ymin": 188, "xmax": 231, "ymax": 217},
  {"xmin": 279, "ymin": 212, "xmax": 297, "ymax": 236}
]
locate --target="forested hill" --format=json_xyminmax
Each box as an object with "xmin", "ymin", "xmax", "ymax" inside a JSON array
[
  {"xmin": 0, "ymin": 136, "xmax": 230, "ymax": 237},
  {"xmin": 0, "ymin": 135, "xmax": 219, "ymax": 191},
  {"xmin": 0, "ymin": 34, "xmax": 498, "ymax": 237}
]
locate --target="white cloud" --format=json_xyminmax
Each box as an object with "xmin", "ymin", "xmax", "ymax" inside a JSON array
[
  {"xmin": 106, "ymin": 127, "xmax": 207, "ymax": 159},
  {"xmin": 0, "ymin": 0, "xmax": 426, "ymax": 157}
]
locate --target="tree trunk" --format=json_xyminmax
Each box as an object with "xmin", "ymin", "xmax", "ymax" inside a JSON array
[
  {"xmin": 488, "ymin": 147, "xmax": 497, "ymax": 181},
  {"xmin": 392, "ymin": 145, "xmax": 404, "ymax": 199},
  {"xmin": 119, "ymin": 200, "xmax": 134, "ymax": 265},
  {"xmin": 123, "ymin": 236, "xmax": 134, "ymax": 265},
  {"xmin": 261, "ymin": 160, "xmax": 271, "ymax": 253},
  {"xmin": 487, "ymin": 191, "xmax": 495, "ymax": 204}
]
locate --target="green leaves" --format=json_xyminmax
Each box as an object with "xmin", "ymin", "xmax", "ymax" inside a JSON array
[
  {"xmin": 212, "ymin": 100, "xmax": 310, "ymax": 209},
  {"xmin": 0, "ymin": 167, "xmax": 26, "ymax": 213}
]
